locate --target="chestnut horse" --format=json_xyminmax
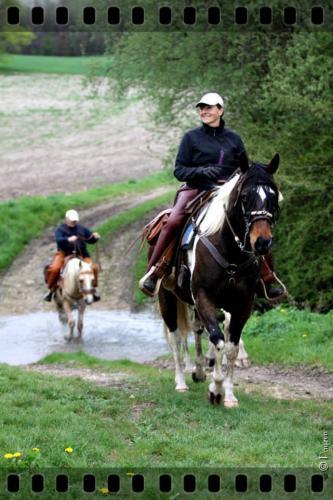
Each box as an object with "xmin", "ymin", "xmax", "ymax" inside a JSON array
[
  {"xmin": 54, "ymin": 257, "xmax": 96, "ymax": 342},
  {"xmin": 159, "ymin": 153, "xmax": 280, "ymax": 406}
]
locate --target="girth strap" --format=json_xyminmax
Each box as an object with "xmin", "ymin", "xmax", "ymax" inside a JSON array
[{"xmin": 192, "ymin": 219, "xmax": 260, "ymax": 277}]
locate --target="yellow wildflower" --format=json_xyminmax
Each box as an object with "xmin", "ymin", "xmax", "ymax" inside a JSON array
[
  {"xmin": 302, "ymin": 334, "xmax": 308, "ymax": 338},
  {"xmin": 99, "ymin": 487, "xmax": 109, "ymax": 495},
  {"xmin": 65, "ymin": 447, "xmax": 73, "ymax": 454},
  {"xmin": 4, "ymin": 453, "xmax": 14, "ymax": 459},
  {"xmin": 13, "ymin": 452, "xmax": 22, "ymax": 458},
  {"xmin": 126, "ymin": 472, "xmax": 134, "ymax": 477},
  {"xmin": 32, "ymin": 448, "xmax": 40, "ymax": 452}
]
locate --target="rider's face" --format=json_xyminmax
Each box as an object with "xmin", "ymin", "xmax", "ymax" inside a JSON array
[
  {"xmin": 198, "ymin": 105, "xmax": 223, "ymax": 127},
  {"xmin": 66, "ymin": 219, "xmax": 77, "ymax": 228}
]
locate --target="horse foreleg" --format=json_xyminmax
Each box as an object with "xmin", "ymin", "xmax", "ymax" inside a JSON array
[
  {"xmin": 63, "ymin": 300, "xmax": 74, "ymax": 342},
  {"xmin": 223, "ymin": 341, "xmax": 239, "ymax": 408},
  {"xmin": 192, "ymin": 315, "xmax": 206, "ymax": 383},
  {"xmin": 77, "ymin": 302, "xmax": 85, "ymax": 342},
  {"xmin": 223, "ymin": 313, "xmax": 250, "ymax": 408},
  {"xmin": 195, "ymin": 290, "xmax": 225, "ymax": 404}
]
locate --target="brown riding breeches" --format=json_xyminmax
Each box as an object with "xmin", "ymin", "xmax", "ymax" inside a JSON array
[
  {"xmin": 46, "ymin": 251, "xmax": 98, "ymax": 289},
  {"xmin": 148, "ymin": 186, "xmax": 199, "ymax": 269}
]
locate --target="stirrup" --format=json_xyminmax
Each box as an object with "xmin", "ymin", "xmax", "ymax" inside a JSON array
[
  {"xmin": 139, "ymin": 266, "xmax": 163, "ymax": 297},
  {"xmin": 259, "ymin": 273, "xmax": 288, "ymax": 302}
]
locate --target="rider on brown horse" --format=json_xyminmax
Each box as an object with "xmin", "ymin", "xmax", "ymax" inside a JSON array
[
  {"xmin": 44, "ymin": 209, "xmax": 101, "ymax": 303},
  {"xmin": 139, "ymin": 92, "xmax": 285, "ymax": 300}
]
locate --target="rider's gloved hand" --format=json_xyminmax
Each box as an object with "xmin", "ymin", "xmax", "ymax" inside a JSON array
[
  {"xmin": 204, "ymin": 166, "xmax": 222, "ymax": 181},
  {"xmin": 68, "ymin": 235, "xmax": 78, "ymax": 242}
]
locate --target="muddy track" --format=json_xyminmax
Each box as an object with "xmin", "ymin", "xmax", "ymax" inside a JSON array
[
  {"xmin": 24, "ymin": 361, "xmax": 333, "ymax": 402},
  {"xmin": 0, "ymin": 188, "xmax": 169, "ymax": 315}
]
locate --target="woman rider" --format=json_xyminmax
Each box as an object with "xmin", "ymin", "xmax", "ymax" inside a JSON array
[{"xmin": 139, "ymin": 92, "xmax": 284, "ymax": 300}]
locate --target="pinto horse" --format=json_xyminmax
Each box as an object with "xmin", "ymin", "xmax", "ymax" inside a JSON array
[
  {"xmin": 54, "ymin": 257, "xmax": 95, "ymax": 342},
  {"xmin": 159, "ymin": 153, "xmax": 280, "ymax": 406}
]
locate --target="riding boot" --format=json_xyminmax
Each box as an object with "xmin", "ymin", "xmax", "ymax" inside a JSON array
[
  {"xmin": 139, "ymin": 186, "xmax": 199, "ymax": 297},
  {"xmin": 139, "ymin": 238, "xmax": 178, "ymax": 297},
  {"xmin": 44, "ymin": 289, "xmax": 55, "ymax": 302},
  {"xmin": 257, "ymin": 251, "xmax": 286, "ymax": 301}
]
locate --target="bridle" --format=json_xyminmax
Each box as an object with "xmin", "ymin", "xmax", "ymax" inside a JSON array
[
  {"xmin": 223, "ymin": 180, "xmax": 279, "ymax": 254},
  {"xmin": 78, "ymin": 268, "xmax": 96, "ymax": 297},
  {"xmin": 192, "ymin": 177, "xmax": 279, "ymax": 283}
]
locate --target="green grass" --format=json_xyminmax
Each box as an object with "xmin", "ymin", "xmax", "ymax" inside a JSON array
[
  {"xmin": 243, "ymin": 306, "xmax": 333, "ymax": 370},
  {"xmin": 0, "ymin": 352, "xmax": 330, "ymax": 475},
  {"xmin": 0, "ymin": 171, "xmax": 175, "ymax": 273},
  {"xmin": 0, "ymin": 54, "xmax": 110, "ymax": 76}
]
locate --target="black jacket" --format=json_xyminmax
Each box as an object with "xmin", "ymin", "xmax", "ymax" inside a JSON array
[
  {"xmin": 174, "ymin": 119, "xmax": 246, "ymax": 190},
  {"xmin": 55, "ymin": 223, "xmax": 98, "ymax": 257}
]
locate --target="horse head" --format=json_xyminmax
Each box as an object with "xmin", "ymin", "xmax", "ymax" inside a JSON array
[
  {"xmin": 234, "ymin": 153, "xmax": 280, "ymax": 255},
  {"xmin": 78, "ymin": 260, "xmax": 95, "ymax": 305}
]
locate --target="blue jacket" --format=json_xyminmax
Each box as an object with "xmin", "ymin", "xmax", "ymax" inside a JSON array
[
  {"xmin": 55, "ymin": 223, "xmax": 98, "ymax": 257},
  {"xmin": 174, "ymin": 119, "xmax": 246, "ymax": 190}
]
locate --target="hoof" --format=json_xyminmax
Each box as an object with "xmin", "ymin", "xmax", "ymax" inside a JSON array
[
  {"xmin": 192, "ymin": 372, "xmax": 206, "ymax": 383},
  {"xmin": 235, "ymin": 358, "xmax": 251, "ymax": 368},
  {"xmin": 208, "ymin": 391, "xmax": 222, "ymax": 405},
  {"xmin": 176, "ymin": 385, "xmax": 189, "ymax": 392},
  {"xmin": 64, "ymin": 335, "xmax": 73, "ymax": 342},
  {"xmin": 224, "ymin": 399, "xmax": 239, "ymax": 408}
]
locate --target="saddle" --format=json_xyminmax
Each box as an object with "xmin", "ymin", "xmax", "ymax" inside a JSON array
[{"xmin": 141, "ymin": 189, "xmax": 216, "ymax": 297}]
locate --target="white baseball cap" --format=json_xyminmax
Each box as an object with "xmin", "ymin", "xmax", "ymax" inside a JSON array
[
  {"xmin": 196, "ymin": 92, "xmax": 224, "ymax": 108},
  {"xmin": 65, "ymin": 209, "xmax": 79, "ymax": 222}
]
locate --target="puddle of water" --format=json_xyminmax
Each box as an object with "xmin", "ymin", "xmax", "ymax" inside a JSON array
[{"xmin": 0, "ymin": 310, "xmax": 170, "ymax": 366}]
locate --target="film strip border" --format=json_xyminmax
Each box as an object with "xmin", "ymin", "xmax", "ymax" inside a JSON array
[
  {"xmin": 2, "ymin": 470, "xmax": 332, "ymax": 496},
  {"xmin": 1, "ymin": 3, "xmax": 332, "ymax": 32}
]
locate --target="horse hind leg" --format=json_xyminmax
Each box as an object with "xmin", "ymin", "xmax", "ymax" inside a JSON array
[
  {"xmin": 192, "ymin": 314, "xmax": 206, "ymax": 383},
  {"xmin": 160, "ymin": 288, "xmax": 189, "ymax": 392},
  {"xmin": 235, "ymin": 338, "xmax": 251, "ymax": 368},
  {"xmin": 222, "ymin": 312, "xmax": 250, "ymax": 368}
]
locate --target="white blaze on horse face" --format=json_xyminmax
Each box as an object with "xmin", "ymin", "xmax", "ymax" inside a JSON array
[{"xmin": 257, "ymin": 186, "xmax": 267, "ymax": 202}]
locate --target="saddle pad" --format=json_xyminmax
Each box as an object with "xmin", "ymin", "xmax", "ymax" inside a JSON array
[{"xmin": 181, "ymin": 206, "xmax": 209, "ymax": 250}]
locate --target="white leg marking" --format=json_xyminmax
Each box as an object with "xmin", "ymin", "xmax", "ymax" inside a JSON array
[
  {"xmin": 182, "ymin": 337, "xmax": 194, "ymax": 373},
  {"xmin": 223, "ymin": 341, "xmax": 239, "ymax": 408},
  {"xmin": 235, "ymin": 337, "xmax": 251, "ymax": 368},
  {"xmin": 209, "ymin": 340, "xmax": 225, "ymax": 400},
  {"xmin": 167, "ymin": 328, "xmax": 189, "ymax": 392}
]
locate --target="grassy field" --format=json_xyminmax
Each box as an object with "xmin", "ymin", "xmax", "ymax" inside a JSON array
[
  {"xmin": 244, "ymin": 306, "xmax": 333, "ymax": 369},
  {"xmin": 0, "ymin": 54, "xmax": 109, "ymax": 76},
  {"xmin": 0, "ymin": 352, "xmax": 330, "ymax": 469}
]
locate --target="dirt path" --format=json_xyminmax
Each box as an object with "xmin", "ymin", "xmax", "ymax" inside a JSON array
[
  {"xmin": 24, "ymin": 361, "xmax": 333, "ymax": 402},
  {"xmin": 0, "ymin": 188, "xmax": 169, "ymax": 315}
]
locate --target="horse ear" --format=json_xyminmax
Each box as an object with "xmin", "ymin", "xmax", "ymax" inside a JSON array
[
  {"xmin": 79, "ymin": 260, "xmax": 82, "ymax": 268},
  {"xmin": 266, "ymin": 153, "xmax": 280, "ymax": 174},
  {"xmin": 239, "ymin": 151, "xmax": 249, "ymax": 173}
]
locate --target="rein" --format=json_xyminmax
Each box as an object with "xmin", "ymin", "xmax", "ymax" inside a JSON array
[{"xmin": 192, "ymin": 217, "xmax": 261, "ymax": 283}]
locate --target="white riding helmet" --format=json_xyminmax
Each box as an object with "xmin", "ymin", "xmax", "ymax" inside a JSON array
[
  {"xmin": 196, "ymin": 92, "xmax": 224, "ymax": 108},
  {"xmin": 65, "ymin": 209, "xmax": 79, "ymax": 222}
]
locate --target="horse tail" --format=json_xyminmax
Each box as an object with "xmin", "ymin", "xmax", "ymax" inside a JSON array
[{"xmin": 176, "ymin": 299, "xmax": 192, "ymax": 338}]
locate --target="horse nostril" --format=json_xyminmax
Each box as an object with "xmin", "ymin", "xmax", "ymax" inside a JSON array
[{"xmin": 255, "ymin": 237, "xmax": 272, "ymax": 255}]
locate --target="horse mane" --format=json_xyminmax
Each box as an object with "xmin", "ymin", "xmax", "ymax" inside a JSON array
[
  {"xmin": 200, "ymin": 163, "xmax": 279, "ymax": 237},
  {"xmin": 200, "ymin": 173, "xmax": 240, "ymax": 237},
  {"xmin": 62, "ymin": 257, "xmax": 91, "ymax": 278}
]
